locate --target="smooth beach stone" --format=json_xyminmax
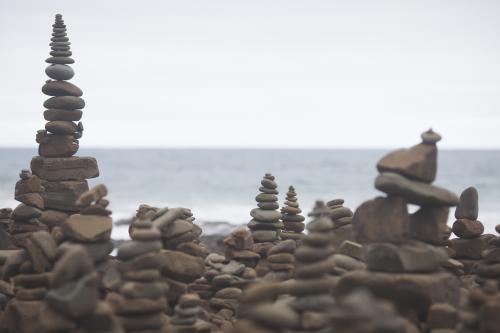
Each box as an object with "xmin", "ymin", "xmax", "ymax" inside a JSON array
[
  {"xmin": 120, "ymin": 281, "xmax": 166, "ymax": 299},
  {"xmin": 250, "ymin": 208, "xmax": 281, "ymax": 222},
  {"xmin": 42, "ymin": 80, "xmax": 82, "ymax": 97},
  {"xmin": 50, "ymin": 41, "xmax": 70, "ymax": 47},
  {"xmin": 251, "ymin": 230, "xmax": 278, "ymax": 242},
  {"xmin": 31, "ymin": 231, "xmax": 57, "ymax": 260},
  {"xmin": 338, "ymin": 240, "xmax": 363, "ymax": 260},
  {"xmin": 250, "ymin": 303, "xmax": 300, "ymax": 329},
  {"xmin": 283, "ymin": 221, "xmax": 305, "ymax": 232},
  {"xmin": 333, "ymin": 216, "xmax": 352, "ymax": 228},
  {"xmin": 259, "ymin": 186, "xmax": 278, "ymax": 194},
  {"xmin": 409, "ymin": 206, "xmax": 449, "ymax": 245},
  {"xmin": 44, "ymin": 96, "xmax": 85, "ymax": 110},
  {"xmin": 421, "ymin": 128, "xmax": 442, "ymax": 144},
  {"xmin": 375, "ymin": 172, "xmax": 459, "ymax": 206},
  {"xmin": 66, "ymin": 240, "xmax": 113, "ymax": 262},
  {"xmin": 15, "ymin": 175, "xmax": 43, "ymax": 195},
  {"xmin": 352, "ymin": 196, "xmax": 409, "ymax": 244},
  {"xmin": 50, "ymin": 37, "xmax": 69, "ymax": 42},
  {"xmin": 306, "ymin": 216, "xmax": 334, "ymax": 233},
  {"xmin": 51, "ymin": 46, "xmax": 70, "ymax": 52},
  {"xmin": 327, "ymin": 199, "xmax": 344, "ymax": 207},
  {"xmin": 117, "ymin": 240, "xmax": 162, "ymax": 260},
  {"xmin": 221, "ymin": 261, "xmax": 245, "ymax": 275},
  {"xmin": 62, "ymin": 214, "xmax": 112, "ymax": 242},
  {"xmin": 452, "ymin": 219, "xmax": 484, "ymax": 238},
  {"xmin": 50, "ymin": 50, "xmax": 72, "ymax": 57},
  {"xmin": 330, "ymin": 206, "xmax": 353, "ymax": 220},
  {"xmin": 248, "ymin": 219, "xmax": 283, "ymax": 230},
  {"xmin": 46, "ymin": 272, "xmax": 99, "ymax": 318},
  {"xmin": 268, "ymin": 239, "xmax": 296, "ymax": 255},
  {"xmin": 158, "ymin": 250, "xmax": 204, "ymax": 283},
  {"xmin": 257, "ymin": 202, "xmax": 279, "ymax": 210},
  {"xmin": 45, "ymin": 64, "xmax": 74, "ymax": 80},
  {"xmin": 123, "ymin": 269, "xmax": 161, "ymax": 282},
  {"xmin": 79, "ymin": 204, "xmax": 111, "ymax": 216},
  {"xmin": 41, "ymin": 180, "xmax": 88, "ymax": 212},
  {"xmin": 377, "ymin": 142, "xmax": 437, "ymax": 183},
  {"xmin": 12, "ymin": 204, "xmax": 42, "ymax": 220},
  {"xmin": 38, "ymin": 135, "xmax": 79, "ymax": 158},
  {"xmin": 482, "ymin": 247, "xmax": 500, "ymax": 263},
  {"xmin": 45, "ymin": 121, "xmax": 77, "ymax": 135},
  {"xmin": 281, "ymin": 214, "xmax": 305, "ymax": 222},
  {"xmin": 302, "ymin": 233, "xmax": 331, "ymax": 247},
  {"xmin": 268, "ymin": 253, "xmax": 294, "ymax": 264},
  {"xmin": 255, "ymin": 193, "xmax": 278, "ymax": 203},
  {"xmin": 31, "ymin": 156, "xmax": 98, "ymax": 181},
  {"xmin": 450, "ymin": 235, "xmax": 494, "ymax": 259},
  {"xmin": 45, "ymin": 56, "xmax": 74, "ymax": 64},
  {"xmin": 295, "ymin": 244, "xmax": 334, "ymax": 262},
  {"xmin": 455, "ymin": 186, "xmax": 479, "ymax": 220},
  {"xmin": 330, "ymin": 254, "xmax": 365, "ymax": 271},
  {"xmin": 261, "ymin": 178, "xmax": 277, "ymax": 189},
  {"xmin": 281, "ymin": 206, "xmax": 301, "ymax": 214},
  {"xmin": 131, "ymin": 228, "xmax": 161, "ymax": 241}
]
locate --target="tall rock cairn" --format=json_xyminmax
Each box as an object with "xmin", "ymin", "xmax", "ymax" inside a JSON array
[
  {"xmin": 32, "ymin": 14, "xmax": 99, "ymax": 226},
  {"xmin": 248, "ymin": 173, "xmax": 282, "ymax": 243},
  {"xmin": 109, "ymin": 219, "xmax": 169, "ymax": 332},
  {"xmin": 339, "ymin": 129, "xmax": 460, "ymax": 323},
  {"xmin": 280, "ymin": 186, "xmax": 305, "ymax": 241}
]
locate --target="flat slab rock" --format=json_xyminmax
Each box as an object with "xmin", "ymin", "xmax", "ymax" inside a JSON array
[
  {"xmin": 62, "ymin": 214, "xmax": 112, "ymax": 242},
  {"xmin": 334, "ymin": 270, "xmax": 459, "ymax": 319},
  {"xmin": 375, "ymin": 172, "xmax": 459, "ymax": 206},
  {"xmin": 40, "ymin": 180, "xmax": 89, "ymax": 212},
  {"xmin": 31, "ymin": 156, "xmax": 99, "ymax": 181}
]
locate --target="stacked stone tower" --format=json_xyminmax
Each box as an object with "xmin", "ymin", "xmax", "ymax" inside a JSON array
[
  {"xmin": 280, "ymin": 186, "xmax": 305, "ymax": 241},
  {"xmin": 32, "ymin": 14, "xmax": 99, "ymax": 227}
]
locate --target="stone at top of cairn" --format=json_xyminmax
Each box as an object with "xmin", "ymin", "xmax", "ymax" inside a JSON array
[
  {"xmin": 248, "ymin": 173, "xmax": 282, "ymax": 243},
  {"xmin": 280, "ymin": 186, "xmax": 305, "ymax": 241},
  {"xmin": 38, "ymin": 13, "xmax": 84, "ymax": 158},
  {"xmin": 421, "ymin": 128, "xmax": 442, "ymax": 144}
]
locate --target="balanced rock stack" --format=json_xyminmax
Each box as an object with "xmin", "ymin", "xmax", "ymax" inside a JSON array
[
  {"xmin": 263, "ymin": 239, "xmax": 296, "ymax": 281},
  {"xmin": 10, "ymin": 170, "xmax": 48, "ymax": 247},
  {"xmin": 109, "ymin": 219, "xmax": 169, "ymax": 333},
  {"xmin": 0, "ymin": 208, "xmax": 12, "ymax": 249},
  {"xmin": 338, "ymin": 129, "xmax": 460, "ymax": 323},
  {"xmin": 32, "ymin": 13, "xmax": 99, "ymax": 221},
  {"xmin": 62, "ymin": 185, "xmax": 113, "ymax": 266},
  {"xmin": 287, "ymin": 215, "xmax": 336, "ymax": 331},
  {"xmin": 450, "ymin": 187, "xmax": 493, "ymax": 277},
  {"xmin": 248, "ymin": 173, "xmax": 283, "ymax": 243},
  {"xmin": 38, "ymin": 244, "xmax": 121, "ymax": 333},
  {"xmin": 223, "ymin": 227, "xmax": 260, "ymax": 268},
  {"xmin": 326, "ymin": 199, "xmax": 356, "ymax": 248},
  {"xmin": 280, "ymin": 186, "xmax": 305, "ymax": 241},
  {"xmin": 0, "ymin": 231, "xmax": 57, "ymax": 331},
  {"xmin": 170, "ymin": 293, "xmax": 211, "ymax": 333}
]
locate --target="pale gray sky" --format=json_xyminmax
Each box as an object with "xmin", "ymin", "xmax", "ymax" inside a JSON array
[{"xmin": 1, "ymin": 0, "xmax": 499, "ymax": 148}]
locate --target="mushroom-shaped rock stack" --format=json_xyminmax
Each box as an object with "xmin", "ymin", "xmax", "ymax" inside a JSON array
[
  {"xmin": 248, "ymin": 173, "xmax": 283, "ymax": 243},
  {"xmin": 32, "ymin": 14, "xmax": 99, "ymax": 220},
  {"xmin": 38, "ymin": 244, "xmax": 121, "ymax": 333},
  {"xmin": 10, "ymin": 170, "xmax": 48, "ymax": 247},
  {"xmin": 280, "ymin": 186, "xmax": 305, "ymax": 241},
  {"xmin": 339, "ymin": 129, "xmax": 460, "ymax": 323},
  {"xmin": 110, "ymin": 219, "xmax": 169, "ymax": 333}
]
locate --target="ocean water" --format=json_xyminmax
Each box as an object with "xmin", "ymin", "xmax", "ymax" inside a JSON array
[{"xmin": 1, "ymin": 148, "xmax": 499, "ymax": 239}]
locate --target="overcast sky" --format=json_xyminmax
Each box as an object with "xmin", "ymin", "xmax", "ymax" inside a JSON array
[{"xmin": 1, "ymin": 0, "xmax": 499, "ymax": 148}]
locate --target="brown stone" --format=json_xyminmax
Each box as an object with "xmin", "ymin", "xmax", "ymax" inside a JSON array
[
  {"xmin": 12, "ymin": 204, "xmax": 42, "ymax": 220},
  {"xmin": 450, "ymin": 234, "xmax": 494, "ymax": 259},
  {"xmin": 409, "ymin": 206, "xmax": 449, "ymax": 244},
  {"xmin": 107, "ymin": 292, "xmax": 167, "ymax": 314},
  {"xmin": 15, "ymin": 176, "xmax": 43, "ymax": 195},
  {"xmin": 39, "ymin": 210, "xmax": 69, "ymax": 229},
  {"xmin": 15, "ymin": 193, "xmax": 44, "ymax": 210},
  {"xmin": 352, "ymin": 196, "xmax": 409, "ymax": 244},
  {"xmin": 62, "ymin": 214, "xmax": 112, "ymax": 242},
  {"xmin": 42, "ymin": 80, "xmax": 83, "ymax": 97},
  {"xmin": 158, "ymin": 250, "xmax": 204, "ymax": 283},
  {"xmin": 41, "ymin": 180, "xmax": 89, "ymax": 212},
  {"xmin": 427, "ymin": 303, "xmax": 457, "ymax": 329},
  {"xmin": 377, "ymin": 142, "xmax": 437, "ymax": 183},
  {"xmin": 31, "ymin": 156, "xmax": 99, "ymax": 181},
  {"xmin": 0, "ymin": 299, "xmax": 43, "ymax": 332},
  {"xmin": 452, "ymin": 219, "xmax": 484, "ymax": 239},
  {"xmin": 44, "ymin": 109, "xmax": 83, "ymax": 121},
  {"xmin": 38, "ymin": 134, "xmax": 79, "ymax": 158}
]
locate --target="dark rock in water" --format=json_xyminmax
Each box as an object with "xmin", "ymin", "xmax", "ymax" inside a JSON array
[
  {"xmin": 31, "ymin": 156, "xmax": 99, "ymax": 181},
  {"xmin": 377, "ymin": 142, "xmax": 437, "ymax": 183},
  {"xmin": 44, "ymin": 109, "xmax": 83, "ymax": 121},
  {"xmin": 42, "ymin": 80, "xmax": 82, "ymax": 97},
  {"xmin": 409, "ymin": 206, "xmax": 449, "ymax": 245},
  {"xmin": 375, "ymin": 172, "xmax": 459, "ymax": 206},
  {"xmin": 352, "ymin": 196, "xmax": 409, "ymax": 244},
  {"xmin": 44, "ymin": 96, "xmax": 85, "ymax": 110},
  {"xmin": 452, "ymin": 219, "xmax": 484, "ymax": 238},
  {"xmin": 455, "ymin": 186, "xmax": 479, "ymax": 220}
]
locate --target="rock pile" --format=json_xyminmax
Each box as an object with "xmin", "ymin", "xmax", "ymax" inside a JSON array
[
  {"xmin": 170, "ymin": 293, "xmax": 211, "ymax": 333},
  {"xmin": 248, "ymin": 173, "xmax": 282, "ymax": 243},
  {"xmin": 10, "ymin": 170, "xmax": 48, "ymax": 247},
  {"xmin": 280, "ymin": 186, "xmax": 305, "ymax": 241},
  {"xmin": 223, "ymin": 227, "xmax": 260, "ymax": 268},
  {"xmin": 39, "ymin": 244, "xmax": 121, "ymax": 332},
  {"xmin": 109, "ymin": 219, "xmax": 169, "ymax": 332},
  {"xmin": 0, "ymin": 209, "xmax": 12, "ymax": 249},
  {"xmin": 326, "ymin": 198, "xmax": 355, "ymax": 248},
  {"xmin": 458, "ymin": 280, "xmax": 500, "ymax": 332},
  {"xmin": 340, "ymin": 129, "xmax": 460, "ymax": 324},
  {"xmin": 32, "ymin": 13, "xmax": 99, "ymax": 222},
  {"xmin": 450, "ymin": 187, "xmax": 493, "ymax": 277}
]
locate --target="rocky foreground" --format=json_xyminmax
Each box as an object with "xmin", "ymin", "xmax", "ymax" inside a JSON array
[{"xmin": 0, "ymin": 12, "xmax": 498, "ymax": 333}]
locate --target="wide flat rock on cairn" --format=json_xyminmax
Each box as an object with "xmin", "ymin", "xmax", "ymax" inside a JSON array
[
  {"xmin": 110, "ymin": 219, "xmax": 169, "ymax": 332},
  {"xmin": 248, "ymin": 173, "xmax": 283, "ymax": 243},
  {"xmin": 279, "ymin": 186, "xmax": 305, "ymax": 241},
  {"xmin": 33, "ymin": 14, "xmax": 99, "ymax": 215},
  {"xmin": 342, "ymin": 129, "xmax": 460, "ymax": 324}
]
